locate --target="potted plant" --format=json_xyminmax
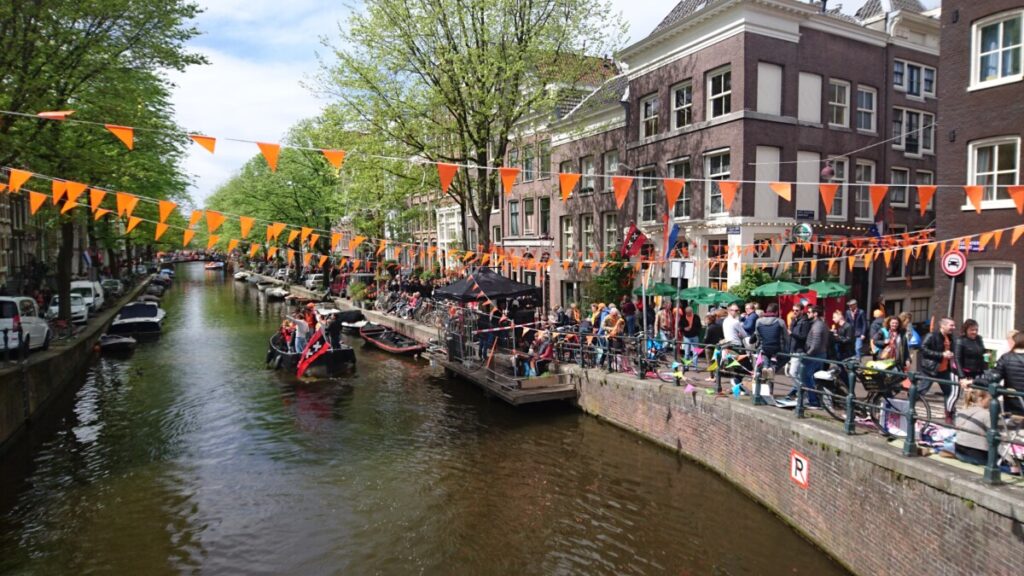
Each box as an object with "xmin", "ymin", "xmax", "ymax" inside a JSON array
[{"xmin": 348, "ymin": 280, "xmax": 367, "ymax": 308}]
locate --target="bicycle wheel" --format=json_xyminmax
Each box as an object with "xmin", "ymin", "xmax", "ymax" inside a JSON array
[{"xmin": 820, "ymin": 384, "xmax": 849, "ymax": 422}]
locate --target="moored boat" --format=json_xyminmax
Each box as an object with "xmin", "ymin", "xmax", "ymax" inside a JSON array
[
  {"xmin": 108, "ymin": 301, "xmax": 166, "ymax": 340},
  {"xmin": 99, "ymin": 334, "xmax": 137, "ymax": 354},
  {"xmin": 265, "ymin": 333, "xmax": 356, "ymax": 377},
  {"xmin": 234, "ymin": 271, "xmax": 251, "ymax": 281},
  {"xmin": 256, "ymin": 281, "xmax": 275, "ymax": 292},
  {"xmin": 359, "ymin": 322, "xmax": 426, "ymax": 355},
  {"xmin": 204, "ymin": 261, "xmax": 225, "ymax": 270},
  {"xmin": 266, "ymin": 287, "xmax": 290, "ymax": 299}
]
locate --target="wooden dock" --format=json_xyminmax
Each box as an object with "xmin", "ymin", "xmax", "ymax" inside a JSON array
[{"xmin": 424, "ymin": 350, "xmax": 578, "ymax": 406}]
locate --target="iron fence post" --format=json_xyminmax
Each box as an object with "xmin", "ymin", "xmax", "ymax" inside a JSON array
[
  {"xmin": 984, "ymin": 379, "xmax": 1003, "ymax": 485},
  {"xmin": 795, "ymin": 353, "xmax": 806, "ymax": 419},
  {"xmin": 844, "ymin": 359, "xmax": 857, "ymax": 435},
  {"xmin": 636, "ymin": 336, "xmax": 645, "ymax": 380},
  {"xmin": 714, "ymin": 346, "xmax": 723, "ymax": 394},
  {"xmin": 903, "ymin": 374, "xmax": 919, "ymax": 457}
]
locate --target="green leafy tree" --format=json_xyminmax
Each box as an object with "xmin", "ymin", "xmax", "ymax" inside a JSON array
[
  {"xmin": 729, "ymin": 267, "xmax": 775, "ymax": 302},
  {"xmin": 585, "ymin": 256, "xmax": 633, "ymax": 308}
]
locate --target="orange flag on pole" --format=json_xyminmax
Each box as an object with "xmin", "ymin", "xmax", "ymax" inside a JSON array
[
  {"xmin": 158, "ymin": 200, "xmax": 176, "ymax": 222},
  {"xmin": 437, "ymin": 163, "xmax": 458, "ymax": 193},
  {"xmin": 183, "ymin": 229, "xmax": 195, "ymax": 246},
  {"xmin": 104, "ymin": 124, "xmax": 134, "ymax": 150},
  {"xmin": 90, "ymin": 189, "xmax": 106, "ymax": 212},
  {"xmin": 52, "ymin": 180, "xmax": 67, "ymax": 205},
  {"xmin": 239, "ymin": 216, "xmax": 254, "ymax": 238},
  {"xmin": 322, "ymin": 149, "xmax": 346, "ymax": 170},
  {"xmin": 116, "ymin": 192, "xmax": 139, "ymax": 217},
  {"xmin": 870, "ymin": 185, "xmax": 889, "ymax": 216},
  {"xmin": 612, "ymin": 176, "xmax": 633, "ymax": 209},
  {"xmin": 499, "ymin": 167, "xmax": 520, "ymax": 197},
  {"xmin": 257, "ymin": 142, "xmax": 281, "ymax": 172},
  {"xmin": 769, "ymin": 182, "xmax": 791, "ymax": 202},
  {"xmin": 819, "ymin": 183, "xmax": 838, "ymax": 215},
  {"xmin": 719, "ymin": 181, "xmax": 740, "ymax": 211},
  {"xmin": 559, "ymin": 173, "xmax": 580, "ymax": 202},
  {"xmin": 189, "ymin": 134, "xmax": 216, "ymax": 153},
  {"xmin": 227, "ymin": 239, "xmax": 239, "ymax": 252},
  {"xmin": 664, "ymin": 178, "xmax": 685, "ymax": 211},
  {"xmin": 126, "ymin": 216, "xmax": 142, "ymax": 233},
  {"xmin": 7, "ymin": 168, "xmax": 32, "ymax": 193},
  {"xmin": 964, "ymin": 185, "xmax": 984, "ymax": 213},
  {"xmin": 154, "ymin": 222, "xmax": 168, "ymax": 240},
  {"xmin": 916, "ymin": 185, "xmax": 936, "ymax": 216},
  {"xmin": 206, "ymin": 210, "xmax": 225, "ymax": 234}
]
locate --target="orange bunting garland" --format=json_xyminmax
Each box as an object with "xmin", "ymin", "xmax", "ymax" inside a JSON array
[
  {"xmin": 104, "ymin": 124, "xmax": 134, "ymax": 150},
  {"xmin": 182, "ymin": 229, "xmax": 195, "ymax": 246},
  {"xmin": 187, "ymin": 210, "xmax": 203, "ymax": 229},
  {"xmin": 90, "ymin": 189, "xmax": 106, "ymax": 212},
  {"xmin": 964, "ymin": 185, "xmax": 984, "ymax": 213},
  {"xmin": 51, "ymin": 181, "xmax": 66, "ymax": 205},
  {"xmin": 116, "ymin": 192, "xmax": 139, "ymax": 217},
  {"xmin": 869, "ymin": 185, "xmax": 889, "ymax": 216},
  {"xmin": 664, "ymin": 178, "xmax": 684, "ymax": 211},
  {"xmin": 155, "ymin": 222, "xmax": 168, "ymax": 240},
  {"xmin": 1008, "ymin": 185, "xmax": 1024, "ymax": 215},
  {"xmin": 498, "ymin": 167, "xmax": 520, "ymax": 197},
  {"xmin": 437, "ymin": 163, "xmax": 458, "ymax": 193},
  {"xmin": 206, "ymin": 210, "xmax": 225, "ymax": 233},
  {"xmin": 206, "ymin": 235, "xmax": 220, "ymax": 249},
  {"xmin": 769, "ymin": 181, "xmax": 791, "ymax": 202},
  {"xmin": 819, "ymin": 183, "xmax": 838, "ymax": 215},
  {"xmin": 158, "ymin": 200, "xmax": 176, "ymax": 222},
  {"xmin": 559, "ymin": 173, "xmax": 580, "ymax": 202},
  {"xmin": 126, "ymin": 216, "xmax": 142, "ymax": 233},
  {"xmin": 227, "ymin": 239, "xmax": 239, "ymax": 253},
  {"xmin": 7, "ymin": 168, "xmax": 32, "ymax": 192},
  {"xmin": 917, "ymin": 185, "xmax": 936, "ymax": 216},
  {"xmin": 612, "ymin": 176, "xmax": 633, "ymax": 209},
  {"xmin": 719, "ymin": 181, "xmax": 739, "ymax": 211},
  {"xmin": 322, "ymin": 149, "xmax": 346, "ymax": 170},
  {"xmin": 257, "ymin": 142, "xmax": 281, "ymax": 172},
  {"xmin": 189, "ymin": 134, "xmax": 216, "ymax": 153},
  {"xmin": 239, "ymin": 216, "xmax": 254, "ymax": 238}
]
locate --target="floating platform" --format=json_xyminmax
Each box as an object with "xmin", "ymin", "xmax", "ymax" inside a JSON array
[{"xmin": 425, "ymin": 350, "xmax": 578, "ymax": 406}]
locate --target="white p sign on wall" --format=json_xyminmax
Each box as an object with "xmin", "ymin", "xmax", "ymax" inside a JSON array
[{"xmin": 790, "ymin": 449, "xmax": 809, "ymax": 489}]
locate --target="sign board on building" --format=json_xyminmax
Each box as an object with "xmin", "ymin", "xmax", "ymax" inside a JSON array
[
  {"xmin": 670, "ymin": 260, "xmax": 695, "ymax": 280},
  {"xmin": 790, "ymin": 449, "xmax": 810, "ymax": 489},
  {"xmin": 792, "ymin": 223, "xmax": 813, "ymax": 242},
  {"xmin": 941, "ymin": 250, "xmax": 967, "ymax": 277},
  {"xmin": 726, "ymin": 226, "xmax": 741, "ymax": 235},
  {"xmin": 957, "ymin": 239, "xmax": 983, "ymax": 252},
  {"xmin": 796, "ymin": 210, "xmax": 816, "ymax": 220}
]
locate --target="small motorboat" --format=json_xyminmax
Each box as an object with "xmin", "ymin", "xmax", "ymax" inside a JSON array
[
  {"xmin": 334, "ymin": 309, "xmax": 367, "ymax": 334},
  {"xmin": 137, "ymin": 294, "xmax": 161, "ymax": 303},
  {"xmin": 204, "ymin": 261, "xmax": 225, "ymax": 270},
  {"xmin": 151, "ymin": 275, "xmax": 172, "ymax": 287},
  {"xmin": 266, "ymin": 286, "xmax": 290, "ymax": 300},
  {"xmin": 359, "ymin": 322, "xmax": 426, "ymax": 355},
  {"xmin": 256, "ymin": 281, "xmax": 276, "ymax": 292},
  {"xmin": 159, "ymin": 268, "xmax": 175, "ymax": 277},
  {"xmin": 108, "ymin": 301, "xmax": 166, "ymax": 341},
  {"xmin": 99, "ymin": 334, "xmax": 137, "ymax": 354},
  {"xmin": 146, "ymin": 284, "xmax": 165, "ymax": 297},
  {"xmin": 265, "ymin": 333, "xmax": 356, "ymax": 377},
  {"xmin": 234, "ymin": 271, "xmax": 251, "ymax": 281}
]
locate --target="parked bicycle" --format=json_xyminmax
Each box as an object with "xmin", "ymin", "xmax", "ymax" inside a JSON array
[{"xmin": 814, "ymin": 358, "xmax": 934, "ymax": 431}]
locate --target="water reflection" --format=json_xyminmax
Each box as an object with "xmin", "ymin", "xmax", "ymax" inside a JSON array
[{"xmin": 0, "ymin": 263, "xmax": 847, "ymax": 575}]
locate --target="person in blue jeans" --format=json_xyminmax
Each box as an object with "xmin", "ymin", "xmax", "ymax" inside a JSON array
[
  {"xmin": 799, "ymin": 305, "xmax": 830, "ymax": 407},
  {"xmin": 845, "ymin": 299, "xmax": 867, "ymax": 358}
]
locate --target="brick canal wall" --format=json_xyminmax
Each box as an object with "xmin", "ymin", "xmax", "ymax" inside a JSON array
[
  {"xmin": 569, "ymin": 368, "xmax": 1024, "ymax": 576},
  {"xmin": 0, "ymin": 279, "xmax": 150, "ymax": 455}
]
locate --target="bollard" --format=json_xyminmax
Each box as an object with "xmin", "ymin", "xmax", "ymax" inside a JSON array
[
  {"xmin": 844, "ymin": 359, "xmax": 857, "ymax": 435},
  {"xmin": 902, "ymin": 375, "xmax": 919, "ymax": 457},
  {"xmin": 984, "ymin": 379, "xmax": 1003, "ymax": 485}
]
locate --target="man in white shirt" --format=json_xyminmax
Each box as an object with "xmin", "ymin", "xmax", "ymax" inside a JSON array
[{"xmin": 722, "ymin": 304, "xmax": 747, "ymax": 346}]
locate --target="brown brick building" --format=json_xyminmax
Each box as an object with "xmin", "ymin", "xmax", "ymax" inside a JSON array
[{"xmin": 933, "ymin": 0, "xmax": 1024, "ymax": 353}]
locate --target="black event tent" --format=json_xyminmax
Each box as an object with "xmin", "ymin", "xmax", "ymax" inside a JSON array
[{"xmin": 434, "ymin": 267, "xmax": 541, "ymax": 302}]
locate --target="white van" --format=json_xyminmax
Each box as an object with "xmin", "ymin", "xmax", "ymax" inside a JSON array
[
  {"xmin": 70, "ymin": 280, "xmax": 105, "ymax": 313},
  {"xmin": 0, "ymin": 296, "xmax": 51, "ymax": 351}
]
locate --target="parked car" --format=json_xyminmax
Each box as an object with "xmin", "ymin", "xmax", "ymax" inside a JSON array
[
  {"xmin": 304, "ymin": 273, "xmax": 324, "ymax": 290},
  {"xmin": 274, "ymin": 268, "xmax": 293, "ymax": 281},
  {"xmin": 70, "ymin": 280, "xmax": 105, "ymax": 313},
  {"xmin": 101, "ymin": 279, "xmax": 125, "ymax": 298},
  {"xmin": 47, "ymin": 294, "xmax": 89, "ymax": 324},
  {"xmin": 0, "ymin": 296, "xmax": 51, "ymax": 351}
]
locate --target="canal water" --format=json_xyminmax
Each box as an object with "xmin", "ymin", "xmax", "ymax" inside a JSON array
[{"xmin": 0, "ymin": 263, "xmax": 847, "ymax": 575}]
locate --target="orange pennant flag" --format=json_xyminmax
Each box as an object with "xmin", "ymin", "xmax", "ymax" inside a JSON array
[
  {"xmin": 287, "ymin": 249, "xmax": 295, "ymax": 265},
  {"xmin": 189, "ymin": 134, "xmax": 216, "ymax": 153},
  {"xmin": 300, "ymin": 227, "xmax": 313, "ymax": 243},
  {"xmin": 267, "ymin": 246, "xmax": 278, "ymax": 259},
  {"xmin": 719, "ymin": 181, "xmax": 740, "ymax": 211},
  {"xmin": 916, "ymin": 185, "xmax": 936, "ymax": 216},
  {"xmin": 819, "ymin": 183, "xmax": 838, "ymax": 215},
  {"xmin": 207, "ymin": 235, "xmax": 219, "ymax": 249},
  {"xmin": 1008, "ymin": 185, "xmax": 1024, "ymax": 215},
  {"xmin": 187, "ymin": 209, "xmax": 203, "ymax": 229},
  {"xmin": 257, "ymin": 142, "xmax": 281, "ymax": 172},
  {"xmin": 664, "ymin": 178, "xmax": 685, "ymax": 211},
  {"xmin": 331, "ymin": 232, "xmax": 342, "ymax": 251},
  {"xmin": 979, "ymin": 232, "xmax": 995, "ymax": 251},
  {"xmin": 993, "ymin": 230, "xmax": 1004, "ymax": 249},
  {"xmin": 1012, "ymin": 225, "xmax": 1024, "ymax": 246},
  {"xmin": 352, "ymin": 259, "xmax": 361, "ymax": 270},
  {"xmin": 89, "ymin": 189, "xmax": 106, "ymax": 212},
  {"xmin": 104, "ymin": 124, "xmax": 134, "ymax": 150},
  {"xmin": 183, "ymin": 229, "xmax": 195, "ymax": 247},
  {"xmin": 158, "ymin": 200, "xmax": 176, "ymax": 222},
  {"xmin": 847, "ymin": 255, "xmax": 857, "ymax": 271},
  {"xmin": 308, "ymin": 233, "xmax": 319, "ymax": 247},
  {"xmin": 7, "ymin": 168, "xmax": 32, "ymax": 193},
  {"xmin": 322, "ymin": 149, "xmax": 346, "ymax": 170},
  {"xmin": 154, "ymin": 222, "xmax": 168, "ymax": 240},
  {"xmin": 376, "ymin": 240, "xmax": 387, "ymax": 256},
  {"xmin": 499, "ymin": 167, "xmax": 520, "ymax": 197},
  {"xmin": 348, "ymin": 235, "xmax": 367, "ymax": 252},
  {"xmin": 272, "ymin": 222, "xmax": 287, "ymax": 240},
  {"xmin": 94, "ymin": 208, "xmax": 111, "ymax": 221},
  {"xmin": 227, "ymin": 239, "xmax": 239, "ymax": 252},
  {"xmin": 769, "ymin": 182, "xmax": 791, "ymax": 202},
  {"xmin": 60, "ymin": 200, "xmax": 77, "ymax": 214},
  {"xmin": 205, "ymin": 210, "xmax": 225, "ymax": 234},
  {"xmin": 52, "ymin": 180, "xmax": 67, "ymax": 205},
  {"xmin": 926, "ymin": 243, "xmax": 937, "ymax": 261},
  {"xmin": 126, "ymin": 216, "xmax": 142, "ymax": 233},
  {"xmin": 318, "ymin": 255, "xmax": 328, "ymax": 268},
  {"xmin": 964, "ymin": 185, "xmax": 984, "ymax": 213},
  {"xmin": 287, "ymin": 229, "xmax": 300, "ymax": 244},
  {"xmin": 116, "ymin": 192, "xmax": 139, "ymax": 217},
  {"xmin": 437, "ymin": 163, "xmax": 458, "ymax": 193},
  {"xmin": 862, "ymin": 252, "xmax": 872, "ymax": 268},
  {"xmin": 239, "ymin": 216, "xmax": 254, "ymax": 238},
  {"xmin": 870, "ymin": 185, "xmax": 889, "ymax": 216},
  {"xmin": 303, "ymin": 252, "xmax": 313, "ymax": 266},
  {"xmin": 37, "ymin": 110, "xmax": 75, "ymax": 120},
  {"xmin": 612, "ymin": 176, "xmax": 633, "ymax": 209},
  {"xmin": 559, "ymin": 173, "xmax": 580, "ymax": 202},
  {"xmin": 249, "ymin": 244, "xmax": 260, "ymax": 258},
  {"xmin": 65, "ymin": 181, "xmax": 87, "ymax": 206}
]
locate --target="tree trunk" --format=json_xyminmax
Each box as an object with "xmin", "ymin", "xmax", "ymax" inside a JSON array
[{"xmin": 56, "ymin": 221, "xmax": 73, "ymax": 321}]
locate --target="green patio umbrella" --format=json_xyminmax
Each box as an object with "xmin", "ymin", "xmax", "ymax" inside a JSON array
[
  {"xmin": 708, "ymin": 291, "xmax": 742, "ymax": 306},
  {"xmin": 750, "ymin": 280, "xmax": 810, "ymax": 298},
  {"xmin": 633, "ymin": 282, "xmax": 680, "ymax": 297},
  {"xmin": 806, "ymin": 280, "xmax": 850, "ymax": 298},
  {"xmin": 678, "ymin": 286, "xmax": 721, "ymax": 301}
]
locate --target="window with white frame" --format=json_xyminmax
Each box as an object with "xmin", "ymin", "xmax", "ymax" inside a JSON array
[
  {"xmin": 706, "ymin": 150, "xmax": 731, "ymax": 215},
  {"xmin": 672, "ymin": 81, "xmax": 693, "ymax": 129},
  {"xmin": 603, "ymin": 212, "xmax": 618, "ymax": 254},
  {"xmin": 640, "ymin": 94, "xmax": 658, "ymax": 138},
  {"xmin": 828, "ymin": 80, "xmax": 850, "ymax": 127},
  {"xmin": 708, "ymin": 67, "xmax": 732, "ymax": 119},
  {"xmin": 669, "ymin": 158, "xmax": 692, "ymax": 218},
  {"xmin": 856, "ymin": 86, "xmax": 876, "ymax": 132},
  {"xmin": 966, "ymin": 263, "xmax": 1015, "ymax": 346},
  {"xmin": 639, "ymin": 168, "xmax": 658, "ymax": 222},
  {"xmin": 753, "ymin": 236, "xmax": 772, "ymax": 260},
  {"xmin": 853, "ymin": 160, "xmax": 874, "ymax": 221},
  {"xmin": 522, "ymin": 145, "xmax": 535, "ymax": 181},
  {"xmin": 580, "ymin": 156, "xmax": 595, "ymax": 194},
  {"xmin": 890, "ymin": 168, "xmax": 910, "ymax": 207},
  {"xmin": 893, "ymin": 59, "xmax": 936, "ymax": 98},
  {"xmin": 887, "ymin": 224, "xmax": 908, "ymax": 279},
  {"xmin": 972, "ymin": 11, "xmax": 1023, "ymax": 89},
  {"xmin": 581, "ymin": 214, "xmax": 594, "ymax": 256},
  {"xmin": 707, "ymin": 238, "xmax": 729, "ymax": 291},
  {"xmin": 968, "ymin": 137, "xmax": 1020, "ymax": 205},
  {"xmin": 916, "ymin": 170, "xmax": 935, "ymax": 211},
  {"xmin": 509, "ymin": 200, "xmax": 520, "ymax": 236},
  {"xmin": 560, "ymin": 216, "xmax": 575, "ymax": 254},
  {"xmin": 539, "ymin": 197, "xmax": 550, "ymax": 236},
  {"xmin": 523, "ymin": 198, "xmax": 535, "ymax": 234},
  {"xmin": 602, "ymin": 150, "xmax": 618, "ymax": 192},
  {"xmin": 892, "ymin": 108, "xmax": 935, "ymax": 156},
  {"xmin": 828, "ymin": 158, "xmax": 848, "ymax": 219}
]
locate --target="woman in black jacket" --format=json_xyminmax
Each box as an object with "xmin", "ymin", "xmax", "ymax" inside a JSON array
[
  {"xmin": 996, "ymin": 331, "xmax": 1024, "ymax": 416},
  {"xmin": 955, "ymin": 319, "xmax": 987, "ymax": 379}
]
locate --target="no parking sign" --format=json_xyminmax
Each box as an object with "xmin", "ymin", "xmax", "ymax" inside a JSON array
[
  {"xmin": 941, "ymin": 250, "xmax": 966, "ymax": 277},
  {"xmin": 790, "ymin": 449, "xmax": 809, "ymax": 489}
]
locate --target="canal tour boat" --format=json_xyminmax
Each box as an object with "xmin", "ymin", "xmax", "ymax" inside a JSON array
[
  {"xmin": 108, "ymin": 301, "xmax": 166, "ymax": 340},
  {"xmin": 266, "ymin": 332, "xmax": 356, "ymax": 377},
  {"xmin": 359, "ymin": 323, "xmax": 426, "ymax": 355},
  {"xmin": 204, "ymin": 261, "xmax": 225, "ymax": 271}
]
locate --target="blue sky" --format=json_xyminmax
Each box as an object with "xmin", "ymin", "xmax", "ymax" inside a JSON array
[{"xmin": 170, "ymin": 0, "xmax": 936, "ymax": 206}]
